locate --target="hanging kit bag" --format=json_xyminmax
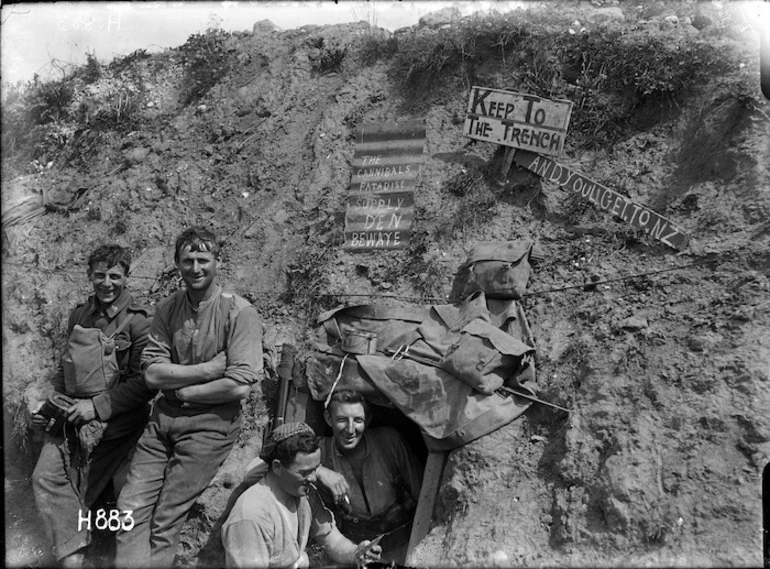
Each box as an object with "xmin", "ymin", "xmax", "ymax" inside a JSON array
[
  {"xmin": 459, "ymin": 240, "xmax": 544, "ymax": 300},
  {"xmin": 438, "ymin": 318, "xmax": 535, "ymax": 395},
  {"xmin": 62, "ymin": 314, "xmax": 134, "ymax": 397}
]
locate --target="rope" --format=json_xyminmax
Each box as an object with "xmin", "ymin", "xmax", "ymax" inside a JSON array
[
  {"xmin": 522, "ymin": 256, "xmax": 722, "ymax": 298},
  {"xmin": 1, "ymin": 247, "xmax": 756, "ymax": 302},
  {"xmin": 324, "ymin": 354, "xmax": 350, "ymax": 409}
]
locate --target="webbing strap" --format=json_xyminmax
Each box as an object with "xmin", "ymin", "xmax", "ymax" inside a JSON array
[{"xmin": 107, "ymin": 313, "xmax": 134, "ymax": 341}]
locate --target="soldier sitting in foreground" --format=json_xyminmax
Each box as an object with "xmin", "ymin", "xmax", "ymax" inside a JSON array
[
  {"xmin": 222, "ymin": 422, "xmax": 383, "ymax": 568},
  {"xmin": 316, "ymin": 390, "xmax": 424, "ymax": 565}
]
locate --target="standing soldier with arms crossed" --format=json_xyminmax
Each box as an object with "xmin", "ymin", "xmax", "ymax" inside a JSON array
[
  {"xmin": 116, "ymin": 227, "xmax": 263, "ymax": 567},
  {"xmin": 31, "ymin": 245, "xmax": 154, "ymax": 568}
]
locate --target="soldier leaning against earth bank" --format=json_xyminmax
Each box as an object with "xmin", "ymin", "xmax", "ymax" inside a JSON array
[
  {"xmin": 31, "ymin": 244, "xmax": 155, "ymax": 568},
  {"xmin": 115, "ymin": 226, "xmax": 264, "ymax": 568}
]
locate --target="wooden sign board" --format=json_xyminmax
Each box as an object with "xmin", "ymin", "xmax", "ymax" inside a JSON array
[
  {"xmin": 345, "ymin": 191, "xmax": 414, "ymax": 249},
  {"xmin": 514, "ymin": 150, "xmax": 689, "ymax": 251},
  {"xmin": 463, "ymin": 87, "xmax": 573, "ymax": 157},
  {"xmin": 349, "ymin": 146, "xmax": 421, "ymax": 193},
  {"xmin": 344, "ymin": 121, "xmax": 425, "ymax": 251}
]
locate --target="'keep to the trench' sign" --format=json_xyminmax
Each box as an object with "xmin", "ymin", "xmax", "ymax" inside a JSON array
[
  {"xmin": 464, "ymin": 87, "xmax": 573, "ymax": 157},
  {"xmin": 514, "ymin": 150, "xmax": 689, "ymax": 251},
  {"xmin": 344, "ymin": 120, "xmax": 425, "ymax": 251}
]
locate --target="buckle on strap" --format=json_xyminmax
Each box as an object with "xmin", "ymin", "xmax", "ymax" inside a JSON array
[{"xmin": 390, "ymin": 344, "xmax": 409, "ymax": 361}]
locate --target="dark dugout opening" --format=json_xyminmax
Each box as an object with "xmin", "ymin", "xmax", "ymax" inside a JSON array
[
  {"xmin": 289, "ymin": 390, "xmax": 429, "ymax": 569},
  {"xmin": 305, "ymin": 395, "xmax": 428, "ymax": 466}
]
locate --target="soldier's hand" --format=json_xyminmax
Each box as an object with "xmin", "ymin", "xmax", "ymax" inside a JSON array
[
  {"xmin": 212, "ymin": 350, "xmax": 227, "ymax": 372},
  {"xmin": 31, "ymin": 415, "xmax": 49, "ymax": 429},
  {"xmin": 30, "ymin": 400, "xmax": 47, "ymax": 430},
  {"xmin": 353, "ymin": 539, "xmax": 382, "ymax": 567},
  {"xmin": 66, "ymin": 399, "xmax": 97, "ymax": 426},
  {"xmin": 316, "ymin": 466, "xmax": 351, "ymax": 503},
  {"xmin": 204, "ymin": 351, "xmax": 228, "ymax": 380},
  {"xmin": 292, "ymin": 551, "xmax": 309, "ymax": 569}
]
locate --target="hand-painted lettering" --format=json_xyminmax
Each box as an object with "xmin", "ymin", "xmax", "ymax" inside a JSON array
[
  {"xmin": 359, "ymin": 180, "xmax": 408, "ymax": 192},
  {"xmin": 589, "ymin": 184, "xmax": 601, "ymax": 204},
  {"xmin": 649, "ymin": 217, "xmax": 668, "ymax": 240},
  {"xmin": 599, "ymin": 189, "xmax": 614, "ymax": 210},
  {"xmin": 571, "ymin": 176, "xmax": 583, "ymax": 195},
  {"xmin": 626, "ymin": 203, "xmax": 643, "ymax": 225},
  {"xmin": 474, "ymin": 120, "xmax": 492, "ymax": 137},
  {"xmin": 357, "ymin": 165, "xmax": 413, "ymax": 179},
  {"xmin": 361, "ymin": 155, "xmax": 382, "ymax": 166},
  {"xmin": 388, "ymin": 213, "xmax": 403, "ymax": 229},
  {"xmin": 523, "ymin": 95, "xmax": 539, "ymax": 123},
  {"xmin": 660, "ymin": 227, "xmax": 684, "ymax": 249},
  {"xmin": 549, "ymin": 133, "xmax": 561, "ymax": 151},
  {"xmin": 528, "ymin": 156, "xmax": 541, "ymax": 176},
  {"xmin": 535, "ymin": 157, "xmax": 550, "ymax": 178},
  {"xmin": 549, "ymin": 163, "xmax": 563, "ymax": 184},
  {"xmin": 515, "ymin": 152, "xmax": 688, "ymax": 250},
  {"xmin": 466, "ymin": 116, "xmax": 478, "ymax": 136},
  {"xmin": 349, "ymin": 231, "xmax": 401, "ymax": 248},
  {"xmin": 611, "ymin": 196, "xmax": 625, "ymax": 216},
  {"xmin": 471, "ymin": 89, "xmax": 492, "ymax": 115},
  {"xmin": 620, "ymin": 200, "xmax": 630, "ymax": 219},
  {"xmin": 364, "ymin": 214, "xmax": 384, "ymax": 230}
]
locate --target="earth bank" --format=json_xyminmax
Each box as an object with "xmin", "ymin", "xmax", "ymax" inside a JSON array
[{"xmin": 2, "ymin": 2, "xmax": 769, "ymax": 567}]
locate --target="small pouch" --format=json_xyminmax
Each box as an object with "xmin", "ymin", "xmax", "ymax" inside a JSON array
[
  {"xmin": 439, "ymin": 319, "xmax": 534, "ymax": 395},
  {"xmin": 460, "ymin": 240, "xmax": 543, "ymax": 300},
  {"xmin": 62, "ymin": 314, "xmax": 133, "ymax": 397}
]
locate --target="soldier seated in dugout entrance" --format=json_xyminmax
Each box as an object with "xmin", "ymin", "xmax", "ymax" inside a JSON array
[
  {"xmin": 315, "ymin": 389, "xmax": 424, "ymax": 565},
  {"xmin": 221, "ymin": 422, "xmax": 382, "ymax": 568}
]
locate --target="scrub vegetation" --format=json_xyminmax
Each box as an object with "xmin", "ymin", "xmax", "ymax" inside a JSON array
[{"xmin": 3, "ymin": 2, "xmax": 769, "ymax": 567}]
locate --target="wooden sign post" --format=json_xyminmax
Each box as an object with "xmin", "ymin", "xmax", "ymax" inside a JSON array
[{"xmin": 405, "ymin": 451, "xmax": 448, "ymax": 566}]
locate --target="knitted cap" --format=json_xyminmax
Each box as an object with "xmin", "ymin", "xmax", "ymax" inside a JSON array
[
  {"xmin": 269, "ymin": 422, "xmax": 315, "ymax": 445},
  {"xmin": 260, "ymin": 422, "xmax": 318, "ymax": 463}
]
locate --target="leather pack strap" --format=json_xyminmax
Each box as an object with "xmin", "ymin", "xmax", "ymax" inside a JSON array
[{"xmin": 107, "ymin": 313, "xmax": 134, "ymax": 341}]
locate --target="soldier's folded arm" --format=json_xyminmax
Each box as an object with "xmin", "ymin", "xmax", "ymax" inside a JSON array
[
  {"xmin": 142, "ymin": 335, "xmax": 227, "ymax": 389},
  {"xmin": 166, "ymin": 304, "xmax": 263, "ymax": 404},
  {"xmin": 175, "ymin": 377, "xmax": 251, "ymax": 404}
]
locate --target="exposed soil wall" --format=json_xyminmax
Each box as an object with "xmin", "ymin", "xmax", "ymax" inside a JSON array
[{"xmin": 3, "ymin": 2, "xmax": 769, "ymax": 567}]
